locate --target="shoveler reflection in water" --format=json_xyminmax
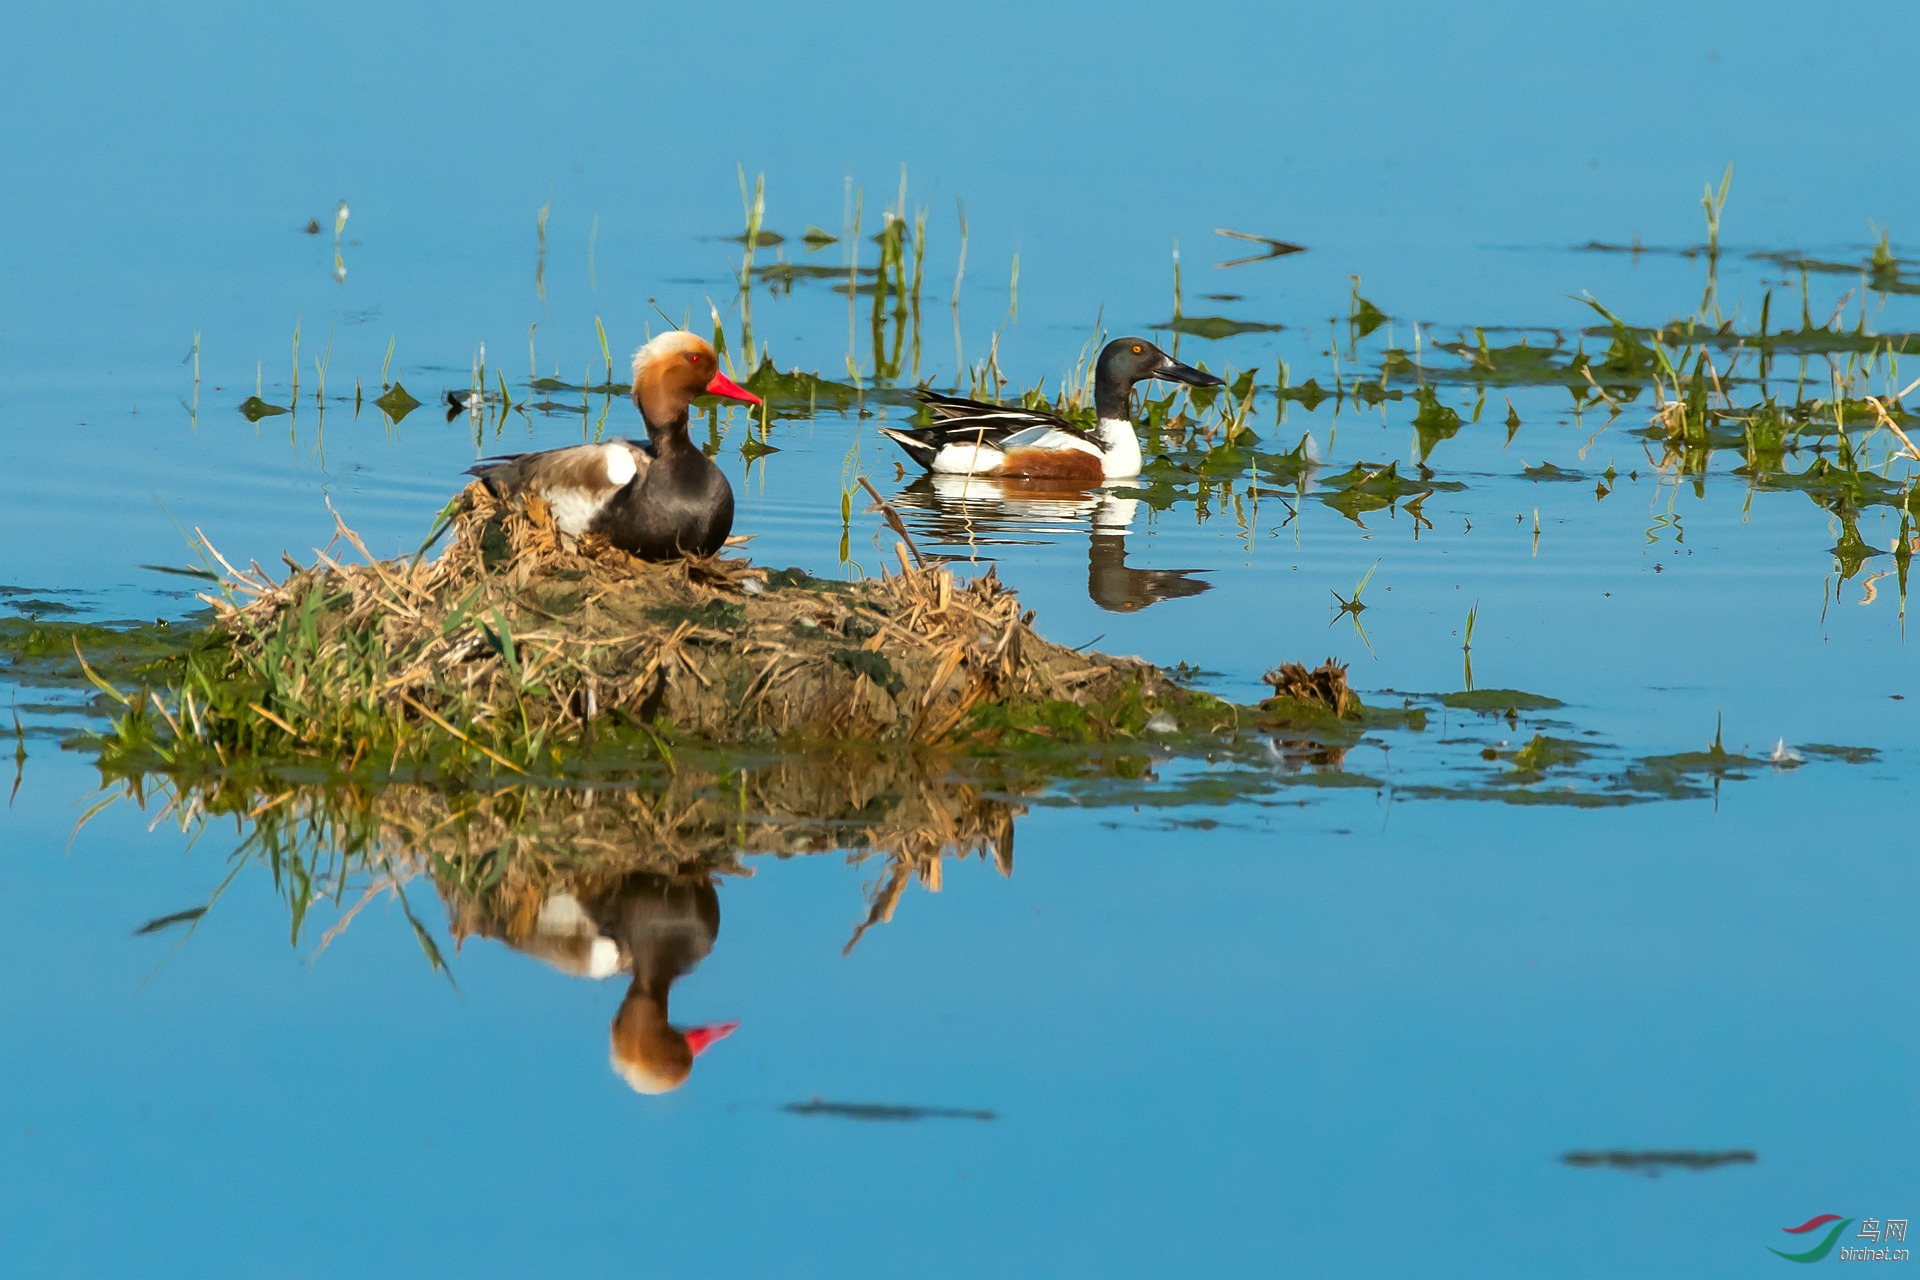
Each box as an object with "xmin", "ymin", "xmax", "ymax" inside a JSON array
[
  {"xmin": 894, "ymin": 477, "xmax": 1211, "ymax": 613},
  {"xmin": 468, "ymin": 332, "xmax": 761, "ymax": 559},
  {"xmin": 880, "ymin": 338, "xmax": 1222, "ymax": 483},
  {"xmin": 442, "ymin": 871, "xmax": 736, "ymax": 1094}
]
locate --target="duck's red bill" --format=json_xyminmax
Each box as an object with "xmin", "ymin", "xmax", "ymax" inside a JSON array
[
  {"xmin": 705, "ymin": 372, "xmax": 762, "ymax": 405},
  {"xmin": 684, "ymin": 1020, "xmax": 740, "ymax": 1057}
]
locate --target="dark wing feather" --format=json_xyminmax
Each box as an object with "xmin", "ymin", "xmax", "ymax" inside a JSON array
[
  {"xmin": 467, "ymin": 438, "xmax": 654, "ymax": 496},
  {"xmin": 876, "ymin": 426, "xmax": 939, "ymax": 470},
  {"xmin": 903, "ymin": 390, "xmax": 1092, "ymax": 448}
]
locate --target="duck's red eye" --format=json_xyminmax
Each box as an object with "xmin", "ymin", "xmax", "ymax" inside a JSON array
[{"xmin": 688, "ymin": 353, "xmax": 699, "ymax": 364}]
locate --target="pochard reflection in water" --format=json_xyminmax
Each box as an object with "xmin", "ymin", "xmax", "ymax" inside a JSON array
[
  {"xmin": 442, "ymin": 870, "xmax": 736, "ymax": 1094},
  {"xmin": 121, "ymin": 752, "xmax": 1022, "ymax": 1095}
]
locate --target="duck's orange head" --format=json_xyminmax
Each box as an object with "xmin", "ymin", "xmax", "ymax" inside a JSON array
[
  {"xmin": 631, "ymin": 331, "xmax": 760, "ymax": 427},
  {"xmin": 609, "ymin": 992, "xmax": 739, "ymax": 1095}
]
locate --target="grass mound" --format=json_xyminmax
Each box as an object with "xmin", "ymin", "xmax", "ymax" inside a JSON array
[{"xmin": 97, "ymin": 485, "xmax": 1199, "ymax": 777}]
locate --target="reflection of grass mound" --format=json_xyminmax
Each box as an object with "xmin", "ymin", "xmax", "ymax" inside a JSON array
[
  {"xmin": 98, "ymin": 485, "xmax": 1226, "ymax": 777},
  {"xmin": 118, "ymin": 749, "xmax": 1025, "ymax": 963},
  {"xmin": 420, "ymin": 751, "xmax": 1016, "ymax": 881},
  {"xmin": 420, "ymin": 753, "xmax": 1018, "ymax": 956}
]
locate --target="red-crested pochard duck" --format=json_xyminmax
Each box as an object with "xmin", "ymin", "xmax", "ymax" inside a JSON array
[
  {"xmin": 476, "ymin": 874, "xmax": 737, "ymax": 1095},
  {"xmin": 879, "ymin": 337, "xmax": 1222, "ymax": 483},
  {"xmin": 599, "ymin": 875, "xmax": 736, "ymax": 1095},
  {"xmin": 468, "ymin": 331, "xmax": 761, "ymax": 559}
]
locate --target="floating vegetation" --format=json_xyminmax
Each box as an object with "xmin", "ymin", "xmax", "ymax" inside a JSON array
[
  {"xmin": 743, "ymin": 356, "xmax": 881, "ymax": 416},
  {"xmin": 1439, "ymin": 690, "xmax": 1565, "ymax": 714},
  {"xmin": 237, "ymin": 395, "xmax": 288, "ymax": 423},
  {"xmin": 373, "ymin": 382, "xmax": 421, "ymax": 423},
  {"xmin": 1162, "ymin": 315, "xmax": 1284, "ymax": 341},
  {"xmin": 1, "ymin": 615, "xmax": 190, "ymax": 695},
  {"xmin": 1499, "ymin": 733, "xmax": 1590, "ymax": 778}
]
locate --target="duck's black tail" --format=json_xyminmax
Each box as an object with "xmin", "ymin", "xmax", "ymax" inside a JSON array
[
  {"xmin": 877, "ymin": 426, "xmax": 939, "ymax": 471},
  {"xmin": 465, "ymin": 454, "xmax": 530, "ymax": 495}
]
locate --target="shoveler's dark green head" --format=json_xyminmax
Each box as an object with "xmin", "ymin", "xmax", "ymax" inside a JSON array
[{"xmin": 1094, "ymin": 337, "xmax": 1224, "ymax": 418}]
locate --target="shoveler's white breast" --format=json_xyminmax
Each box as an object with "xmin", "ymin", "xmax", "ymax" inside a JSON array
[{"xmin": 1094, "ymin": 417, "xmax": 1142, "ymax": 479}]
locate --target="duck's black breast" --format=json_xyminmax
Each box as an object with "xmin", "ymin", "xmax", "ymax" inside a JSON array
[
  {"xmin": 592, "ymin": 446, "xmax": 734, "ymax": 559},
  {"xmin": 584, "ymin": 872, "xmax": 721, "ymax": 997}
]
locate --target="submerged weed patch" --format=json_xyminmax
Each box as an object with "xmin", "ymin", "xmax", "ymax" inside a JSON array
[{"xmin": 1440, "ymin": 689, "xmax": 1566, "ymax": 715}]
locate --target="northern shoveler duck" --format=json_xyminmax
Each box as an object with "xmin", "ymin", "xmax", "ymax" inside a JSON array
[
  {"xmin": 467, "ymin": 331, "xmax": 761, "ymax": 559},
  {"xmin": 879, "ymin": 337, "xmax": 1222, "ymax": 483}
]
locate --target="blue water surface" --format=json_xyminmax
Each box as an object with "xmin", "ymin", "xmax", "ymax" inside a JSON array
[{"xmin": 1, "ymin": 1, "xmax": 1915, "ymax": 1276}]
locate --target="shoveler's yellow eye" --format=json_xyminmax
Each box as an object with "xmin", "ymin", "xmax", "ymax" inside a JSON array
[{"xmin": 1131, "ymin": 344, "xmax": 1142, "ymax": 353}]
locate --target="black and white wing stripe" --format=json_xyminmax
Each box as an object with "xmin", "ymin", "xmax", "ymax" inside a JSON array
[
  {"xmin": 917, "ymin": 391, "xmax": 1092, "ymax": 442},
  {"xmin": 879, "ymin": 390, "xmax": 1092, "ymax": 461}
]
